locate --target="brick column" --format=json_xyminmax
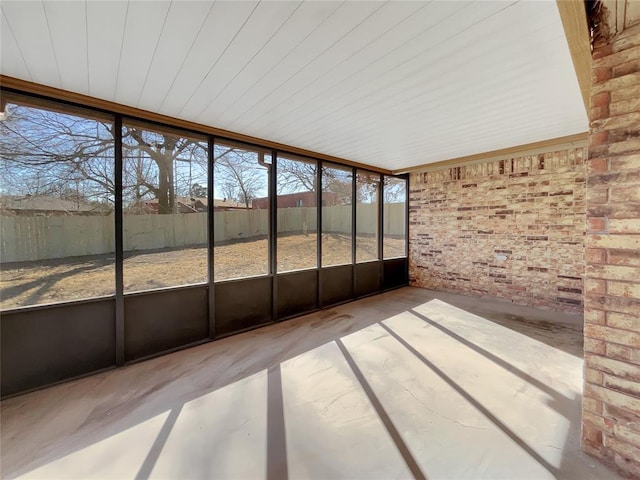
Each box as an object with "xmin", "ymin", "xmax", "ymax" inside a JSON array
[{"xmin": 582, "ymin": 23, "xmax": 640, "ymax": 478}]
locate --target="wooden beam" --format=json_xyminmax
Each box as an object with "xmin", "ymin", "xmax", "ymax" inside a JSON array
[
  {"xmin": 556, "ymin": 0, "xmax": 592, "ymax": 114},
  {"xmin": 395, "ymin": 132, "xmax": 588, "ymax": 174},
  {"xmin": 0, "ymin": 75, "xmax": 392, "ymax": 175}
]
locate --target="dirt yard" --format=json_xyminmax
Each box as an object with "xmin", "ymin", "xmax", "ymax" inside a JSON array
[{"xmin": 0, "ymin": 234, "xmax": 405, "ymax": 309}]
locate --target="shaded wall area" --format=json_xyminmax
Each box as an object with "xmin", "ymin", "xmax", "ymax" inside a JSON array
[
  {"xmin": 408, "ymin": 147, "xmax": 586, "ymax": 314},
  {"xmin": 582, "ymin": 20, "xmax": 640, "ymax": 479}
]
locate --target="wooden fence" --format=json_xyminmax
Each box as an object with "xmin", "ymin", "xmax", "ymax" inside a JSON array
[{"xmin": 1, "ymin": 204, "xmax": 405, "ymax": 262}]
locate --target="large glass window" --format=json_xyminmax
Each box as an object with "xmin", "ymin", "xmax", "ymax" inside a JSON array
[
  {"xmin": 277, "ymin": 155, "xmax": 317, "ymax": 272},
  {"xmin": 0, "ymin": 98, "xmax": 115, "ymax": 308},
  {"xmin": 383, "ymin": 176, "xmax": 407, "ymax": 259},
  {"xmin": 322, "ymin": 163, "xmax": 353, "ymax": 267},
  {"xmin": 122, "ymin": 121, "xmax": 208, "ymax": 292},
  {"xmin": 213, "ymin": 141, "xmax": 270, "ymax": 281},
  {"xmin": 356, "ymin": 171, "xmax": 380, "ymax": 263},
  {"xmin": 0, "ymin": 92, "xmax": 410, "ymax": 311}
]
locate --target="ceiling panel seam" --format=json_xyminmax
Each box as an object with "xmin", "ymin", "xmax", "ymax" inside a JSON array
[
  {"xmin": 261, "ymin": 2, "xmax": 532, "ymax": 141},
  {"xmin": 232, "ymin": 0, "xmax": 440, "ymax": 135},
  {"xmin": 259, "ymin": 3, "xmax": 467, "ymax": 134},
  {"xmin": 0, "ymin": 9, "xmax": 32, "ymax": 82},
  {"xmin": 112, "ymin": 0, "xmax": 130, "ymax": 100},
  {"xmin": 176, "ymin": 1, "xmax": 260, "ymax": 118},
  {"xmin": 157, "ymin": 1, "xmax": 217, "ymax": 112},
  {"xmin": 275, "ymin": 20, "xmax": 561, "ymax": 141},
  {"xmin": 203, "ymin": 1, "xmax": 344, "ymax": 125},
  {"xmin": 86, "ymin": 1, "xmax": 128, "ymax": 99},
  {"xmin": 192, "ymin": 2, "xmax": 303, "ymax": 121},
  {"xmin": 238, "ymin": 1, "xmax": 513, "ymax": 135},
  {"xmin": 316, "ymin": 111, "xmax": 585, "ymax": 166},
  {"xmin": 41, "ymin": 0, "xmax": 63, "ymax": 89},
  {"xmin": 299, "ymin": 104, "xmax": 585, "ymax": 165},
  {"xmin": 84, "ymin": 1, "xmax": 89, "ymax": 94},
  {"xmin": 135, "ymin": 2, "xmax": 172, "ymax": 108},
  {"xmin": 292, "ymin": 55, "xmax": 576, "ymax": 152},
  {"xmin": 224, "ymin": 1, "xmax": 389, "ymax": 129}
]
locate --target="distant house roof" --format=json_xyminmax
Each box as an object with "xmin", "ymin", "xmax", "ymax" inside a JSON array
[
  {"xmin": 169, "ymin": 196, "xmax": 246, "ymax": 209},
  {"xmin": 137, "ymin": 196, "xmax": 246, "ymax": 212},
  {"xmin": 0, "ymin": 194, "xmax": 104, "ymax": 214},
  {"xmin": 212, "ymin": 198, "xmax": 246, "ymax": 209}
]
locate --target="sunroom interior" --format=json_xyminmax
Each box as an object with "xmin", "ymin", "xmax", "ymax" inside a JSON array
[{"xmin": 1, "ymin": 0, "xmax": 639, "ymax": 479}]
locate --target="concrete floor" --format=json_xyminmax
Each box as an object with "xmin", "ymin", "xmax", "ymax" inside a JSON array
[{"xmin": 1, "ymin": 287, "xmax": 622, "ymax": 480}]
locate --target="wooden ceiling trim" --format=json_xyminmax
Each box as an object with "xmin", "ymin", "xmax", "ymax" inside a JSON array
[{"xmin": 556, "ymin": 0, "xmax": 592, "ymax": 114}]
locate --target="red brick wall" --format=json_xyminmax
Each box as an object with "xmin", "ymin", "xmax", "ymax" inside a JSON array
[
  {"xmin": 253, "ymin": 191, "xmax": 338, "ymax": 209},
  {"xmin": 582, "ymin": 23, "xmax": 640, "ymax": 479},
  {"xmin": 409, "ymin": 148, "xmax": 586, "ymax": 313}
]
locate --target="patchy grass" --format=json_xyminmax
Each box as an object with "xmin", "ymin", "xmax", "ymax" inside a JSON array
[{"xmin": 0, "ymin": 234, "xmax": 405, "ymax": 309}]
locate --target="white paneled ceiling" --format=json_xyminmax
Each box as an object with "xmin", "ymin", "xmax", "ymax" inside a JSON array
[{"xmin": 0, "ymin": 0, "xmax": 587, "ymax": 171}]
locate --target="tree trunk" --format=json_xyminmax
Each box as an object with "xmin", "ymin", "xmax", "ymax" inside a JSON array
[{"xmin": 157, "ymin": 155, "xmax": 174, "ymax": 214}]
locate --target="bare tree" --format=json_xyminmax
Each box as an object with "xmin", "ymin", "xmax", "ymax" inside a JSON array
[
  {"xmin": 0, "ymin": 105, "xmax": 115, "ymax": 207},
  {"xmin": 322, "ymin": 166, "xmax": 352, "ymax": 205},
  {"xmin": 214, "ymin": 147, "xmax": 267, "ymax": 208},
  {"xmin": 0, "ymin": 103, "xmax": 208, "ymax": 213},
  {"xmin": 1, "ymin": 102, "xmax": 401, "ymax": 216},
  {"xmin": 383, "ymin": 177, "xmax": 406, "ymax": 203},
  {"xmin": 277, "ymin": 157, "xmax": 317, "ymax": 194},
  {"xmin": 122, "ymin": 127, "xmax": 206, "ymax": 214},
  {"xmin": 276, "ymin": 160, "xmax": 385, "ymax": 207},
  {"xmin": 356, "ymin": 172, "xmax": 380, "ymax": 204}
]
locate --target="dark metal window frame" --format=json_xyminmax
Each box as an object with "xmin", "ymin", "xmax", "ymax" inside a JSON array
[{"xmin": 0, "ymin": 87, "xmax": 409, "ymax": 398}]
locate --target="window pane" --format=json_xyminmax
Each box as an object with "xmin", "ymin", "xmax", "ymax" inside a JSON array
[
  {"xmin": 322, "ymin": 164, "xmax": 352, "ymax": 267},
  {"xmin": 356, "ymin": 171, "xmax": 380, "ymax": 262},
  {"xmin": 383, "ymin": 177, "xmax": 407, "ymax": 259},
  {"xmin": 277, "ymin": 155, "xmax": 317, "ymax": 272},
  {"xmin": 0, "ymin": 102, "xmax": 115, "ymax": 309},
  {"xmin": 122, "ymin": 123, "xmax": 207, "ymax": 292},
  {"xmin": 214, "ymin": 142, "xmax": 269, "ymax": 281}
]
